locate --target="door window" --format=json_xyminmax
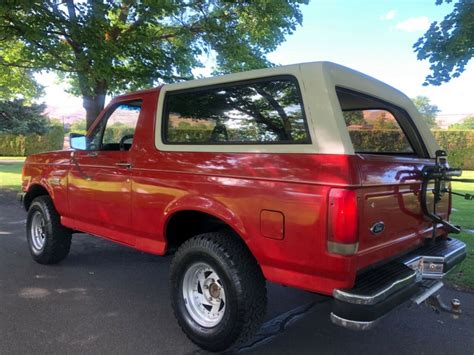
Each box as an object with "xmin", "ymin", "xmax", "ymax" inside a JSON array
[{"xmin": 89, "ymin": 100, "xmax": 142, "ymax": 151}]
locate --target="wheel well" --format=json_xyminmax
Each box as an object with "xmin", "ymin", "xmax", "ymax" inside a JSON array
[
  {"xmin": 165, "ymin": 210, "xmax": 240, "ymax": 252},
  {"xmin": 24, "ymin": 184, "xmax": 49, "ymax": 210}
]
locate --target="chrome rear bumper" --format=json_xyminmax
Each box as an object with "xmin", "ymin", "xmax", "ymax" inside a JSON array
[
  {"xmin": 331, "ymin": 238, "xmax": 466, "ymax": 330},
  {"xmin": 401, "ymin": 238, "xmax": 466, "ymax": 279}
]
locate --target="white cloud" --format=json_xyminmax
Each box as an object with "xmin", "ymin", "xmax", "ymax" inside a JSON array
[
  {"xmin": 395, "ymin": 16, "xmax": 430, "ymax": 32},
  {"xmin": 380, "ymin": 10, "xmax": 397, "ymax": 21}
]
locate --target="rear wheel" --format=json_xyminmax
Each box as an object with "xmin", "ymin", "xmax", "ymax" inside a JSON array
[
  {"xmin": 26, "ymin": 196, "xmax": 72, "ymax": 264},
  {"xmin": 170, "ymin": 232, "xmax": 267, "ymax": 352}
]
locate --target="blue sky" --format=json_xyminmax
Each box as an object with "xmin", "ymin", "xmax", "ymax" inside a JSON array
[
  {"xmin": 40, "ymin": 0, "xmax": 473, "ymax": 124},
  {"xmin": 266, "ymin": 0, "xmax": 473, "ymax": 123}
]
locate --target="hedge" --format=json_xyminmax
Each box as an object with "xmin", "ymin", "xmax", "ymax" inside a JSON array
[
  {"xmin": 432, "ymin": 130, "xmax": 474, "ymax": 170},
  {"xmin": 103, "ymin": 126, "xmax": 135, "ymax": 144},
  {"xmin": 349, "ymin": 130, "xmax": 474, "ymax": 170},
  {"xmin": 0, "ymin": 125, "xmax": 64, "ymax": 156},
  {"xmin": 348, "ymin": 129, "xmax": 412, "ymax": 154},
  {"xmin": 0, "ymin": 134, "xmax": 24, "ymax": 156},
  {"xmin": 169, "ymin": 128, "xmax": 474, "ymax": 170},
  {"xmin": 1, "ymin": 126, "xmax": 473, "ymax": 170}
]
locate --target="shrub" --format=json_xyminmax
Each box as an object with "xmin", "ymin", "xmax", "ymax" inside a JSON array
[
  {"xmin": 167, "ymin": 129, "xmax": 474, "ymax": 170},
  {"xmin": 1, "ymin": 127, "xmax": 472, "ymax": 170},
  {"xmin": 432, "ymin": 130, "xmax": 474, "ymax": 170},
  {"xmin": 70, "ymin": 119, "xmax": 87, "ymax": 134},
  {"xmin": 103, "ymin": 126, "xmax": 135, "ymax": 143},
  {"xmin": 0, "ymin": 125, "xmax": 64, "ymax": 156},
  {"xmin": 348, "ymin": 130, "xmax": 411, "ymax": 153},
  {"xmin": 0, "ymin": 134, "xmax": 24, "ymax": 156}
]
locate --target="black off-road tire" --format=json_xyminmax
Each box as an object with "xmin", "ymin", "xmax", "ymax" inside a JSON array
[
  {"xmin": 170, "ymin": 232, "xmax": 267, "ymax": 352},
  {"xmin": 26, "ymin": 195, "xmax": 72, "ymax": 264}
]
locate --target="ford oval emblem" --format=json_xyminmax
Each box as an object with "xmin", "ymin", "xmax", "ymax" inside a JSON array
[{"xmin": 370, "ymin": 221, "xmax": 385, "ymax": 235}]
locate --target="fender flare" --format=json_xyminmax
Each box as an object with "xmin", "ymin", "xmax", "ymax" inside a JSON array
[
  {"xmin": 163, "ymin": 194, "xmax": 255, "ymax": 252},
  {"xmin": 23, "ymin": 179, "xmax": 55, "ymax": 210}
]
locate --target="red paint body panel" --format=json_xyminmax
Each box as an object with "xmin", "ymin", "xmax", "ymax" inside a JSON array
[
  {"xmin": 21, "ymin": 88, "xmax": 448, "ymax": 296},
  {"xmin": 353, "ymin": 154, "xmax": 449, "ymax": 270}
]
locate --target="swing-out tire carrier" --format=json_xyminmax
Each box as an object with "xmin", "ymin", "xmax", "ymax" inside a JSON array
[{"xmin": 331, "ymin": 237, "xmax": 466, "ymax": 330}]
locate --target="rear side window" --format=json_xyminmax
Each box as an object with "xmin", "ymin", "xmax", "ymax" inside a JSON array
[
  {"xmin": 163, "ymin": 77, "xmax": 310, "ymax": 144},
  {"xmin": 343, "ymin": 109, "xmax": 414, "ymax": 154},
  {"xmin": 337, "ymin": 88, "xmax": 422, "ymax": 155}
]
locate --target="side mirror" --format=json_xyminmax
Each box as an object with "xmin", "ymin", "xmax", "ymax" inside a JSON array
[{"xmin": 70, "ymin": 133, "xmax": 88, "ymax": 150}]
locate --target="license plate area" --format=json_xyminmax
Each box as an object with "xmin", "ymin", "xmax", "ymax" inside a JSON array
[
  {"xmin": 403, "ymin": 255, "xmax": 445, "ymax": 280},
  {"xmin": 400, "ymin": 238, "xmax": 466, "ymax": 281},
  {"xmin": 403, "ymin": 256, "xmax": 424, "ymax": 282},
  {"xmin": 421, "ymin": 257, "xmax": 445, "ymax": 278}
]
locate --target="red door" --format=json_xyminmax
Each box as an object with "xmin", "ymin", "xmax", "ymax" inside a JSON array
[{"xmin": 68, "ymin": 100, "xmax": 142, "ymax": 245}]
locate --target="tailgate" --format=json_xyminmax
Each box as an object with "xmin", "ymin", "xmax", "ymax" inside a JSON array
[
  {"xmin": 354, "ymin": 154, "xmax": 449, "ymax": 269},
  {"xmin": 334, "ymin": 87, "xmax": 450, "ymax": 270}
]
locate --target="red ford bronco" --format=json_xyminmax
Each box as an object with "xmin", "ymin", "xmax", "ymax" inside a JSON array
[{"xmin": 18, "ymin": 62, "xmax": 471, "ymax": 351}]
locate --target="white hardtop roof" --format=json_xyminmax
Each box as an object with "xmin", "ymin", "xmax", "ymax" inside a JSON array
[
  {"xmin": 163, "ymin": 61, "xmax": 408, "ymax": 101},
  {"xmin": 157, "ymin": 61, "xmax": 438, "ymax": 157}
]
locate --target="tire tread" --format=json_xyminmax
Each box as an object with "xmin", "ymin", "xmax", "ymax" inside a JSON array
[
  {"xmin": 27, "ymin": 195, "xmax": 71, "ymax": 264},
  {"xmin": 170, "ymin": 232, "xmax": 267, "ymax": 351}
]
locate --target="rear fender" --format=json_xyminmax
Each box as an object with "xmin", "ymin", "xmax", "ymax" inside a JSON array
[{"xmin": 163, "ymin": 195, "xmax": 251, "ymax": 249}]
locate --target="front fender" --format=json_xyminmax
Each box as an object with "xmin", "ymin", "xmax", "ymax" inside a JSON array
[{"xmin": 23, "ymin": 161, "xmax": 69, "ymax": 216}]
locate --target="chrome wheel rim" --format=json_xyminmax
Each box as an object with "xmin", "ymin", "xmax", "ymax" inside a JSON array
[
  {"xmin": 30, "ymin": 211, "xmax": 46, "ymax": 253},
  {"xmin": 182, "ymin": 262, "xmax": 226, "ymax": 328}
]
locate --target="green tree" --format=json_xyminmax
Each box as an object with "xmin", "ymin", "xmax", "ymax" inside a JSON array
[
  {"xmin": 0, "ymin": 99, "xmax": 50, "ymax": 135},
  {"xmin": 343, "ymin": 110, "xmax": 365, "ymax": 126},
  {"xmin": 449, "ymin": 115, "xmax": 474, "ymax": 129},
  {"xmin": 70, "ymin": 119, "xmax": 87, "ymax": 133},
  {"xmin": 0, "ymin": 0, "xmax": 308, "ymax": 128},
  {"xmin": 0, "ymin": 42, "xmax": 44, "ymax": 103},
  {"xmin": 414, "ymin": 0, "xmax": 474, "ymax": 85},
  {"xmin": 412, "ymin": 96, "xmax": 440, "ymax": 129}
]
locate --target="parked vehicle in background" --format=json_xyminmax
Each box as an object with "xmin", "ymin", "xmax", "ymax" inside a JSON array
[{"xmin": 18, "ymin": 62, "xmax": 469, "ymax": 351}]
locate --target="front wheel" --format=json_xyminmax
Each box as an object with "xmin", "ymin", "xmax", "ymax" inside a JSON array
[
  {"xmin": 170, "ymin": 232, "xmax": 267, "ymax": 352},
  {"xmin": 26, "ymin": 196, "xmax": 72, "ymax": 264}
]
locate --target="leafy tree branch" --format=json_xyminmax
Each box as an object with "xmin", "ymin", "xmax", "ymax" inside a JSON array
[
  {"xmin": 0, "ymin": 0, "xmax": 309, "ymax": 128},
  {"xmin": 414, "ymin": 0, "xmax": 474, "ymax": 85}
]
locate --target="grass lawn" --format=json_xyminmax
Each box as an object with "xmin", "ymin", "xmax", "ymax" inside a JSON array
[
  {"xmin": 0, "ymin": 162, "xmax": 23, "ymax": 190},
  {"xmin": 446, "ymin": 170, "xmax": 474, "ymax": 290},
  {"xmin": 0, "ymin": 156, "xmax": 26, "ymax": 161},
  {"xmin": 0, "ymin": 161, "xmax": 473, "ymax": 288}
]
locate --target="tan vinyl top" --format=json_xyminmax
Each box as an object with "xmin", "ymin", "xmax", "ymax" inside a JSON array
[{"xmin": 154, "ymin": 61, "xmax": 439, "ymax": 157}]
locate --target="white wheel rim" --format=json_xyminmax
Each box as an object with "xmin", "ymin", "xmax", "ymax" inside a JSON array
[
  {"xmin": 30, "ymin": 211, "xmax": 46, "ymax": 253},
  {"xmin": 182, "ymin": 262, "xmax": 226, "ymax": 328}
]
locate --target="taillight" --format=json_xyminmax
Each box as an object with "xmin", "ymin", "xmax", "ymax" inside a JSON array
[{"xmin": 327, "ymin": 188, "xmax": 358, "ymax": 255}]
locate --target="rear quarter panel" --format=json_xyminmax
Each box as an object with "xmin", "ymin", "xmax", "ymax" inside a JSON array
[{"xmin": 132, "ymin": 151, "xmax": 360, "ymax": 294}]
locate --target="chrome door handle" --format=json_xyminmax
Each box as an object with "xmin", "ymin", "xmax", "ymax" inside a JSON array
[
  {"xmin": 86, "ymin": 152, "xmax": 98, "ymax": 157},
  {"xmin": 115, "ymin": 162, "xmax": 132, "ymax": 169}
]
